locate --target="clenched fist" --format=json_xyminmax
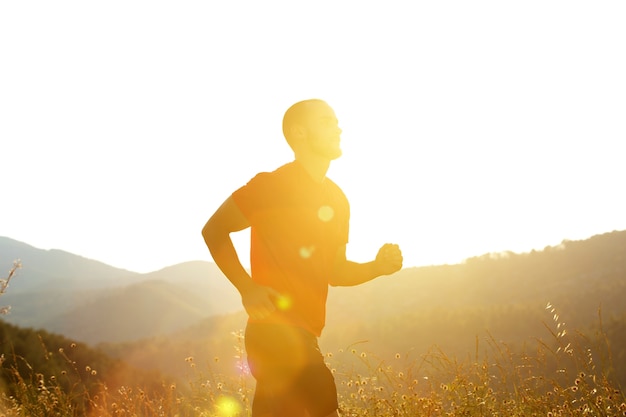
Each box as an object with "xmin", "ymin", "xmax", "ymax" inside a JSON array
[{"xmin": 374, "ymin": 243, "xmax": 403, "ymax": 276}]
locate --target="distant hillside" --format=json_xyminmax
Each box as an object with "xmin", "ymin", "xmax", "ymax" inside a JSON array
[
  {"xmin": 44, "ymin": 279, "xmax": 215, "ymax": 344},
  {"xmin": 0, "ymin": 237, "xmax": 139, "ymax": 292},
  {"xmin": 95, "ymin": 230, "xmax": 626, "ymax": 388},
  {"xmin": 323, "ymin": 230, "xmax": 626, "ymax": 356},
  {"xmin": 2, "ymin": 230, "xmax": 625, "ymax": 389},
  {"xmin": 1, "ymin": 238, "xmax": 241, "ymax": 344}
]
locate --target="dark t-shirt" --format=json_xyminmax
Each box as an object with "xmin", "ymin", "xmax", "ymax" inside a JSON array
[{"xmin": 232, "ymin": 161, "xmax": 350, "ymax": 336}]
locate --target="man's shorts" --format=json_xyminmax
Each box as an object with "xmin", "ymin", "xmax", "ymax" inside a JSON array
[{"xmin": 245, "ymin": 322, "xmax": 338, "ymax": 417}]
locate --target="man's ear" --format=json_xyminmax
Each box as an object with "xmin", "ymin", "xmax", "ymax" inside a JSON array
[{"xmin": 288, "ymin": 124, "xmax": 307, "ymax": 144}]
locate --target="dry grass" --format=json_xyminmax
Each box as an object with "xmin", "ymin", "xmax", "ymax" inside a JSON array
[
  {"xmin": 1, "ymin": 264, "xmax": 624, "ymax": 417},
  {"xmin": 0, "ymin": 260, "xmax": 21, "ymax": 315}
]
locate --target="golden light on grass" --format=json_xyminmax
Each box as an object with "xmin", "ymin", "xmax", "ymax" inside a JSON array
[{"xmin": 1, "ymin": 296, "xmax": 624, "ymax": 416}]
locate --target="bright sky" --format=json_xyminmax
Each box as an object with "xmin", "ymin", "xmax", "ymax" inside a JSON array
[{"xmin": 1, "ymin": 1, "xmax": 625, "ymax": 273}]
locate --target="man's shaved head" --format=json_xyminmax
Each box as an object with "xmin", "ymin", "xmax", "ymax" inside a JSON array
[{"xmin": 282, "ymin": 99, "xmax": 328, "ymax": 147}]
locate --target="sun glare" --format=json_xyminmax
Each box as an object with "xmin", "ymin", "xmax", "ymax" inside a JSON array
[
  {"xmin": 275, "ymin": 294, "xmax": 292, "ymax": 311},
  {"xmin": 214, "ymin": 395, "xmax": 242, "ymax": 417},
  {"xmin": 299, "ymin": 246, "xmax": 315, "ymax": 259},
  {"xmin": 317, "ymin": 205, "xmax": 335, "ymax": 222}
]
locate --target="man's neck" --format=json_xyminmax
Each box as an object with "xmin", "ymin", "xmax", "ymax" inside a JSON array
[{"xmin": 294, "ymin": 153, "xmax": 331, "ymax": 184}]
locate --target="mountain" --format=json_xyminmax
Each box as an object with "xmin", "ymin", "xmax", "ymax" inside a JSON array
[
  {"xmin": 322, "ymin": 230, "xmax": 626, "ymax": 359},
  {"xmin": 83, "ymin": 230, "xmax": 626, "ymax": 388},
  {"xmin": 44, "ymin": 278, "xmax": 217, "ymax": 343},
  {"xmin": 2, "ymin": 230, "xmax": 625, "ymax": 372},
  {"xmin": 0, "ymin": 237, "xmax": 242, "ymax": 344},
  {"xmin": 0, "ymin": 237, "xmax": 139, "ymax": 292}
]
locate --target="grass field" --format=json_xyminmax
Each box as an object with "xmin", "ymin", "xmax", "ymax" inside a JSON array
[
  {"xmin": 1, "ymin": 262, "xmax": 624, "ymax": 416},
  {"xmin": 1, "ymin": 314, "xmax": 624, "ymax": 417}
]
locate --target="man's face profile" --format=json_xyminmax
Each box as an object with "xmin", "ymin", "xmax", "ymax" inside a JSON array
[{"xmin": 303, "ymin": 102, "xmax": 343, "ymax": 161}]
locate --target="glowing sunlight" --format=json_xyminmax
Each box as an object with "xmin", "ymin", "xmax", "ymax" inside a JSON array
[{"xmin": 1, "ymin": 1, "xmax": 624, "ymax": 274}]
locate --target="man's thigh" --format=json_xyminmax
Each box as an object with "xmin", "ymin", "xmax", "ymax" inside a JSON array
[{"xmin": 245, "ymin": 323, "xmax": 338, "ymax": 417}]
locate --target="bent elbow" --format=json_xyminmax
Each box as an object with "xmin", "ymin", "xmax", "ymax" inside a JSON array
[{"xmin": 201, "ymin": 217, "xmax": 220, "ymax": 248}]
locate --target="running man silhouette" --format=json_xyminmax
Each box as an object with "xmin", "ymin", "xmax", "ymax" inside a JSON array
[{"xmin": 202, "ymin": 99, "xmax": 403, "ymax": 417}]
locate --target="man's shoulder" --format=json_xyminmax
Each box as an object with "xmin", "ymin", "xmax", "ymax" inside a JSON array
[
  {"xmin": 241, "ymin": 162, "xmax": 295, "ymax": 192},
  {"xmin": 251, "ymin": 162, "xmax": 294, "ymax": 180}
]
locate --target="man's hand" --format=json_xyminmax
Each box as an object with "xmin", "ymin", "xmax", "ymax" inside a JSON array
[
  {"xmin": 374, "ymin": 243, "xmax": 403, "ymax": 276},
  {"xmin": 240, "ymin": 283, "xmax": 283, "ymax": 320}
]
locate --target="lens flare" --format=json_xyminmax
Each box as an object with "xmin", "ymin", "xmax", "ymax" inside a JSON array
[
  {"xmin": 299, "ymin": 246, "xmax": 315, "ymax": 258},
  {"xmin": 215, "ymin": 395, "xmax": 242, "ymax": 417},
  {"xmin": 275, "ymin": 294, "xmax": 292, "ymax": 311},
  {"xmin": 318, "ymin": 205, "xmax": 334, "ymax": 222}
]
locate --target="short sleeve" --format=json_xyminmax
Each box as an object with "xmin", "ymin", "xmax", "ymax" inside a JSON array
[{"xmin": 231, "ymin": 172, "xmax": 274, "ymax": 224}]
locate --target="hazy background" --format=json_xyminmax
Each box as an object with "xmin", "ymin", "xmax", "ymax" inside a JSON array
[{"xmin": 2, "ymin": 1, "xmax": 625, "ymax": 273}]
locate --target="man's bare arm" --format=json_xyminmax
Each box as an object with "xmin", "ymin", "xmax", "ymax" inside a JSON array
[
  {"xmin": 328, "ymin": 243, "xmax": 403, "ymax": 287},
  {"xmin": 202, "ymin": 196, "xmax": 280, "ymax": 319}
]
